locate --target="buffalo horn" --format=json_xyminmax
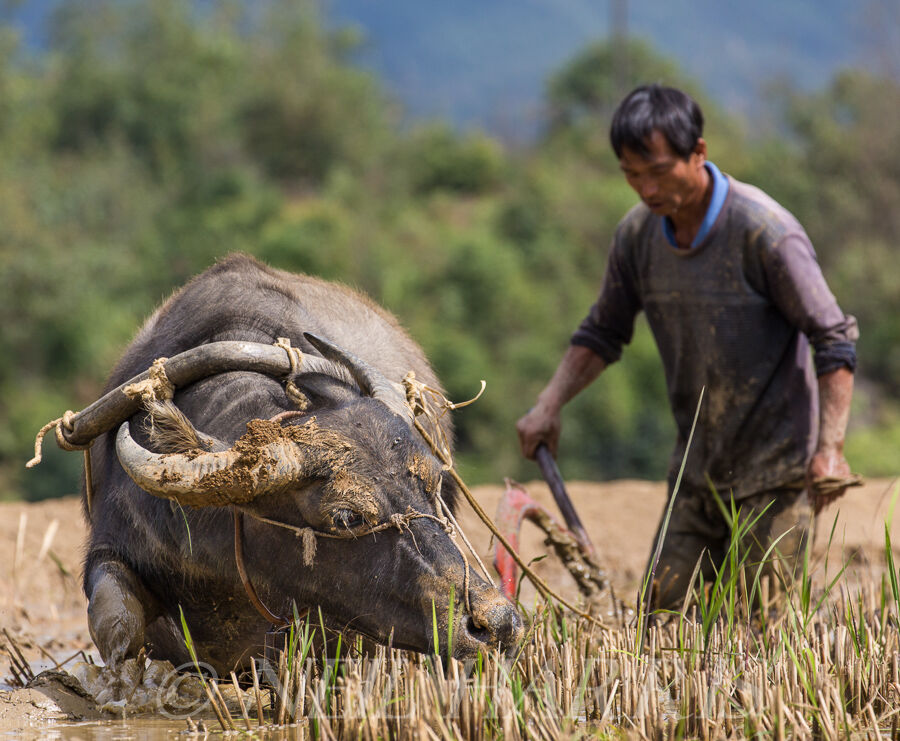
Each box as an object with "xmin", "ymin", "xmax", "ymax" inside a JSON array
[
  {"xmin": 115, "ymin": 422, "xmax": 304, "ymax": 507},
  {"xmin": 303, "ymin": 332, "xmax": 413, "ymax": 425}
]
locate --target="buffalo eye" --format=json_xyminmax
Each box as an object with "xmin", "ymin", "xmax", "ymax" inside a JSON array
[{"xmin": 333, "ymin": 508, "xmax": 365, "ymax": 530}]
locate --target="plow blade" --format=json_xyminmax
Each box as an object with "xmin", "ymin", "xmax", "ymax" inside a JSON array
[{"xmin": 493, "ymin": 479, "xmax": 606, "ymax": 606}]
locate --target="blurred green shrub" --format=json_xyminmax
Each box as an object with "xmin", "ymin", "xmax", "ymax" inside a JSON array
[{"xmin": 402, "ymin": 124, "xmax": 504, "ymax": 195}]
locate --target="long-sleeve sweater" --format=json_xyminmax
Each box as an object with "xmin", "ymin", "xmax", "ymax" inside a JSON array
[{"xmin": 572, "ymin": 177, "xmax": 858, "ymax": 498}]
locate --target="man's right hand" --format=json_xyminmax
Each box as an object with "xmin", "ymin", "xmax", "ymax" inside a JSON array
[{"xmin": 516, "ymin": 404, "xmax": 562, "ymax": 460}]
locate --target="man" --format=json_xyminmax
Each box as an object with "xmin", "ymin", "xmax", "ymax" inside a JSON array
[{"xmin": 516, "ymin": 84, "xmax": 857, "ymax": 610}]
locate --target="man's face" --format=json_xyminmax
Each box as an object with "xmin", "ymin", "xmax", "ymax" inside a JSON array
[{"xmin": 619, "ymin": 129, "xmax": 707, "ymax": 217}]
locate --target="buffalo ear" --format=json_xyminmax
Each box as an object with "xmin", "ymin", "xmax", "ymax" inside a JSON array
[{"xmin": 143, "ymin": 400, "xmax": 229, "ymax": 453}]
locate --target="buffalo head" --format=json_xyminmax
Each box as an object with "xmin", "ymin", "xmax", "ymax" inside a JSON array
[{"xmin": 111, "ymin": 333, "xmax": 523, "ymax": 663}]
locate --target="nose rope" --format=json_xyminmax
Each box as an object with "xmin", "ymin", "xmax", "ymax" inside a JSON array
[
  {"xmin": 244, "ymin": 506, "xmax": 438, "ymax": 540},
  {"xmin": 429, "ymin": 489, "xmax": 478, "ymax": 622},
  {"xmin": 389, "ymin": 512, "xmax": 421, "ymax": 555},
  {"xmin": 433, "ymin": 486, "xmax": 491, "ymax": 584},
  {"xmin": 438, "ymin": 515, "xmax": 474, "ymax": 620},
  {"xmin": 242, "ymin": 505, "xmax": 476, "ymax": 621},
  {"xmin": 400, "ymin": 374, "xmax": 493, "ymax": 621}
]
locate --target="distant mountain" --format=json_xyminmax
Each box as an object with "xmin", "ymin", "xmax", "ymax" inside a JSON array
[
  {"xmin": 329, "ymin": 0, "xmax": 876, "ymax": 133},
  {"xmin": 7, "ymin": 0, "xmax": 880, "ymax": 136}
]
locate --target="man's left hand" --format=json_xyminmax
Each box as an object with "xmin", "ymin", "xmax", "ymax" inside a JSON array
[{"xmin": 807, "ymin": 445, "xmax": 852, "ymax": 514}]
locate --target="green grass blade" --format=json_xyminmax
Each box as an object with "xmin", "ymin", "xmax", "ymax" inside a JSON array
[
  {"xmin": 885, "ymin": 524, "xmax": 900, "ymax": 617},
  {"xmin": 638, "ymin": 386, "xmax": 705, "ymax": 655},
  {"xmin": 432, "ymin": 598, "xmax": 439, "ymax": 655},
  {"xmin": 175, "ymin": 501, "xmax": 193, "ymax": 556},
  {"xmin": 178, "ymin": 605, "xmax": 208, "ymax": 690}
]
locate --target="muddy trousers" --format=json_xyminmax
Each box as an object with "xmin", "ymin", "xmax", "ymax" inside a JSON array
[{"xmin": 645, "ymin": 486, "xmax": 814, "ymax": 612}]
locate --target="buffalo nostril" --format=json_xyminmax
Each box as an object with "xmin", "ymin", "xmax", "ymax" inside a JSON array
[
  {"xmin": 496, "ymin": 604, "xmax": 525, "ymax": 647},
  {"xmin": 466, "ymin": 600, "xmax": 524, "ymax": 650},
  {"xmin": 449, "ymin": 599, "xmax": 524, "ymax": 659},
  {"xmin": 465, "ymin": 616, "xmax": 492, "ymax": 644}
]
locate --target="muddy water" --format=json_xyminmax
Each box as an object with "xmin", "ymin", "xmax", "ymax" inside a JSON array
[
  {"xmin": 0, "ymin": 665, "xmax": 304, "ymax": 739},
  {"xmin": 1, "ymin": 659, "xmax": 211, "ymax": 739},
  {"xmin": 0, "ymin": 682, "xmax": 204, "ymax": 739},
  {"xmin": 5, "ymin": 717, "xmax": 204, "ymax": 740},
  {"xmin": 16, "ymin": 722, "xmax": 310, "ymax": 740},
  {"xmin": 7, "ymin": 719, "xmax": 305, "ymax": 740},
  {"xmin": 0, "ymin": 655, "xmax": 313, "ymax": 739},
  {"xmin": 5, "ymin": 715, "xmax": 311, "ymax": 741},
  {"xmin": 2, "ymin": 691, "xmax": 309, "ymax": 741}
]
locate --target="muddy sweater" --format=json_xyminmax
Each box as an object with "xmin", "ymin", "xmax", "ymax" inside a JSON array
[{"xmin": 572, "ymin": 177, "xmax": 858, "ymax": 498}]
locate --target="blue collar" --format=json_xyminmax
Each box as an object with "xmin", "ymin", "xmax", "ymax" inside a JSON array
[{"xmin": 662, "ymin": 161, "xmax": 729, "ymax": 249}]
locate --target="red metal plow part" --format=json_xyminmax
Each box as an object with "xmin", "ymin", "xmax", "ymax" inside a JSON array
[
  {"xmin": 494, "ymin": 479, "xmax": 606, "ymax": 604},
  {"xmin": 493, "ymin": 481, "xmax": 558, "ymax": 599}
]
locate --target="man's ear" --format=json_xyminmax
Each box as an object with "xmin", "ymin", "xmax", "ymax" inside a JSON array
[{"xmin": 692, "ymin": 138, "xmax": 708, "ymax": 166}]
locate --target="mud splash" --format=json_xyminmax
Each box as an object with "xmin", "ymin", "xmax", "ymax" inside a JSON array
[
  {"xmin": 0, "ymin": 657, "xmax": 253, "ymax": 739},
  {"xmin": 0, "ymin": 647, "xmax": 325, "ymax": 740}
]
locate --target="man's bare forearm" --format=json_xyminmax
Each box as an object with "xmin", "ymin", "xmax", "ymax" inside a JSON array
[
  {"xmin": 817, "ymin": 367, "xmax": 853, "ymax": 454},
  {"xmin": 535, "ymin": 345, "xmax": 608, "ymax": 413},
  {"xmin": 517, "ymin": 345, "xmax": 607, "ymax": 459},
  {"xmin": 808, "ymin": 366, "xmax": 854, "ymax": 512}
]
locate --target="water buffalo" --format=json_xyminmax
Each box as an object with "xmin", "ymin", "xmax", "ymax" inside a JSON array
[{"xmin": 74, "ymin": 254, "xmax": 522, "ymax": 675}]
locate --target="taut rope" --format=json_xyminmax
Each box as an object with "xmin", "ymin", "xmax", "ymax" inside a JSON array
[
  {"xmin": 413, "ymin": 417, "xmax": 608, "ymax": 631},
  {"xmin": 402, "ymin": 374, "xmax": 608, "ymax": 630},
  {"xmin": 241, "ymin": 505, "xmax": 475, "ymax": 618}
]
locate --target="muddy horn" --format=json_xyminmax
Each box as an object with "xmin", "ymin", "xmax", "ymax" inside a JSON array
[{"xmin": 115, "ymin": 421, "xmax": 306, "ymax": 507}]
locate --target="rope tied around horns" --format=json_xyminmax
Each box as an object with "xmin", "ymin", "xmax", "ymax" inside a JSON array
[
  {"xmin": 26, "ymin": 357, "xmax": 174, "ymax": 469},
  {"xmin": 26, "ymin": 358, "xmax": 176, "ymax": 520},
  {"xmin": 25, "ymin": 410, "xmax": 98, "ymax": 518},
  {"xmin": 274, "ymin": 337, "xmax": 310, "ymax": 410}
]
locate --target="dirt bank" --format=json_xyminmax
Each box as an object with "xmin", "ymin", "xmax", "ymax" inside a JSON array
[{"xmin": 455, "ymin": 476, "xmax": 900, "ymax": 606}]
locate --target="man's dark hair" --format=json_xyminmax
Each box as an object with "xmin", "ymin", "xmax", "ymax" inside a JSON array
[{"xmin": 609, "ymin": 84, "xmax": 704, "ymax": 160}]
